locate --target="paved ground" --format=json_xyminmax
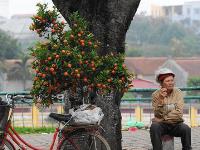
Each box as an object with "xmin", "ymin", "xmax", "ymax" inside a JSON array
[
  {"xmin": 122, "ymin": 127, "xmax": 200, "ymax": 150},
  {"xmin": 9, "ymin": 127, "xmax": 200, "ymax": 150}
]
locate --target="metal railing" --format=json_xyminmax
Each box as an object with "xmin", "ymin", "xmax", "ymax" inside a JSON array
[{"xmin": 0, "ymin": 86, "xmax": 200, "ymax": 127}]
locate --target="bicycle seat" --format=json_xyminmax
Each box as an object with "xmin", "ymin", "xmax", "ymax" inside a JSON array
[{"xmin": 49, "ymin": 113, "xmax": 72, "ymax": 123}]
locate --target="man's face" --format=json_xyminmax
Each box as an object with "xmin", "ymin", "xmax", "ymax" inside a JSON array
[{"xmin": 161, "ymin": 75, "xmax": 175, "ymax": 90}]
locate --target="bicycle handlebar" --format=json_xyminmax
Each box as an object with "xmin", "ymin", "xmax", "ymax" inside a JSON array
[{"xmin": 5, "ymin": 94, "xmax": 33, "ymax": 106}]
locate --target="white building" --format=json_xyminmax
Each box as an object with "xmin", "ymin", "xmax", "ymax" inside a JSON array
[
  {"xmin": 0, "ymin": 0, "xmax": 10, "ymax": 18},
  {"xmin": 151, "ymin": 1, "xmax": 200, "ymax": 26}
]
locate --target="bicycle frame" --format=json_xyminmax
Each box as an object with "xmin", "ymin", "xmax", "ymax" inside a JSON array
[
  {"xmin": 1, "ymin": 99, "xmax": 64, "ymax": 150},
  {"xmin": 3, "ymin": 120, "xmax": 61, "ymax": 150},
  {"xmin": 1, "ymin": 95, "xmax": 108, "ymax": 150},
  {"xmin": 2, "ymin": 106, "xmax": 79, "ymax": 150}
]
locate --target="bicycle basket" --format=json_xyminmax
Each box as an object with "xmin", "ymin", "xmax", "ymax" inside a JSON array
[
  {"xmin": 69, "ymin": 104, "xmax": 104, "ymax": 125},
  {"xmin": 0, "ymin": 99, "xmax": 10, "ymax": 132}
]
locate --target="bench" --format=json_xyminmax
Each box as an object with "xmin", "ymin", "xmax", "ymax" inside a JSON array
[{"xmin": 162, "ymin": 135, "xmax": 174, "ymax": 150}]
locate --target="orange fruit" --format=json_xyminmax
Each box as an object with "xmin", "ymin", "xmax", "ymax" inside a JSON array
[
  {"xmin": 48, "ymin": 57, "xmax": 52, "ymax": 61},
  {"xmin": 35, "ymin": 69, "xmax": 39, "ymax": 73},
  {"xmin": 111, "ymin": 70, "xmax": 116, "ymax": 74},
  {"xmin": 80, "ymin": 42, "xmax": 85, "ymax": 47},
  {"xmin": 76, "ymin": 74, "xmax": 80, "ymax": 78},
  {"xmin": 70, "ymin": 34, "xmax": 74, "ymax": 40},
  {"xmin": 42, "ymin": 74, "xmax": 46, "ymax": 78},
  {"xmin": 79, "ymin": 61, "xmax": 83, "ymax": 65},
  {"xmin": 102, "ymin": 84, "xmax": 106, "ymax": 89},
  {"xmin": 83, "ymin": 77, "xmax": 88, "ymax": 82},
  {"xmin": 81, "ymin": 51, "xmax": 85, "ymax": 55},
  {"xmin": 80, "ymin": 31, "xmax": 84, "ymax": 34},
  {"xmin": 97, "ymin": 84, "xmax": 101, "ymax": 88},
  {"xmin": 50, "ymin": 68, "xmax": 54, "ymax": 72},
  {"xmin": 38, "ymin": 73, "xmax": 42, "ymax": 77},
  {"xmin": 80, "ymin": 40, "xmax": 84, "ymax": 43},
  {"xmin": 75, "ymin": 69, "xmax": 79, "ymax": 73},
  {"xmin": 54, "ymin": 24, "xmax": 58, "ymax": 28},
  {"xmin": 61, "ymin": 50, "xmax": 65, "ymax": 54},
  {"xmin": 67, "ymin": 64, "xmax": 72, "ymax": 68},
  {"xmin": 118, "ymin": 80, "xmax": 122, "ymax": 83},
  {"xmin": 78, "ymin": 33, "xmax": 81, "ymax": 37},
  {"xmin": 64, "ymin": 72, "xmax": 68, "ymax": 76},
  {"xmin": 107, "ymin": 79, "xmax": 112, "ymax": 82},
  {"xmin": 55, "ymin": 55, "xmax": 60, "ymax": 59},
  {"xmin": 122, "ymin": 64, "xmax": 126, "ymax": 68},
  {"xmin": 88, "ymin": 41, "xmax": 92, "ymax": 46}
]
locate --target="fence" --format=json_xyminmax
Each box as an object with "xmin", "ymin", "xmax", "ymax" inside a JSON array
[{"xmin": 0, "ymin": 87, "xmax": 200, "ymax": 127}]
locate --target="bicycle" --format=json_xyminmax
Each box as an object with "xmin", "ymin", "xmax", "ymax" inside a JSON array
[{"xmin": 0, "ymin": 94, "xmax": 111, "ymax": 150}]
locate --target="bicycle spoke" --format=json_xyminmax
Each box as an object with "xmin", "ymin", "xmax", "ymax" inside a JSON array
[{"xmin": 58, "ymin": 131, "xmax": 111, "ymax": 150}]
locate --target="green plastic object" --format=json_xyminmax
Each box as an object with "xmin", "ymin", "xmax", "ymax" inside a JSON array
[
  {"xmin": 126, "ymin": 118, "xmax": 144, "ymax": 128},
  {"xmin": 135, "ymin": 121, "xmax": 144, "ymax": 128},
  {"xmin": 126, "ymin": 118, "xmax": 136, "ymax": 127}
]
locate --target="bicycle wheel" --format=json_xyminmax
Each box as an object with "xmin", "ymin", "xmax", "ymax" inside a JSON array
[
  {"xmin": 3, "ymin": 139, "xmax": 15, "ymax": 150},
  {"xmin": 58, "ymin": 131, "xmax": 111, "ymax": 150}
]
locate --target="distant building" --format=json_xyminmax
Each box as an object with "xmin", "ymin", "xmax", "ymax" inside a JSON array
[
  {"xmin": 0, "ymin": 14, "xmax": 40, "ymax": 51},
  {"xmin": 0, "ymin": 0, "xmax": 10, "ymax": 18},
  {"xmin": 1, "ymin": 57, "xmax": 199, "ymax": 92},
  {"xmin": 151, "ymin": 1, "xmax": 200, "ymax": 26},
  {"xmin": 0, "ymin": 14, "xmax": 69, "ymax": 51},
  {"xmin": 125, "ymin": 57, "xmax": 200, "ymax": 87},
  {"xmin": 132, "ymin": 78, "xmax": 158, "ymax": 88},
  {"xmin": 0, "ymin": 16, "xmax": 6, "ymax": 24}
]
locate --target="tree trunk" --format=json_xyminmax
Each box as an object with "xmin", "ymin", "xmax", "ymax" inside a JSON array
[
  {"xmin": 95, "ymin": 91, "xmax": 123, "ymax": 150},
  {"xmin": 52, "ymin": 0, "xmax": 140, "ymax": 55},
  {"xmin": 52, "ymin": 0, "xmax": 141, "ymax": 149}
]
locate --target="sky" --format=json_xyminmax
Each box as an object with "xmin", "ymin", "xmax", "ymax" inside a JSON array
[
  {"xmin": 1, "ymin": 0, "xmax": 200, "ymax": 18},
  {"xmin": 9, "ymin": 0, "xmax": 53, "ymax": 16}
]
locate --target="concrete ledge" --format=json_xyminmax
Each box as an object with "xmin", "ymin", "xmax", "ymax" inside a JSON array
[{"xmin": 162, "ymin": 135, "xmax": 174, "ymax": 150}]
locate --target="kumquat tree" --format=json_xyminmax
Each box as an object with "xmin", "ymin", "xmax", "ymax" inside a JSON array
[
  {"xmin": 30, "ymin": 1, "xmax": 140, "ymax": 149},
  {"xmin": 30, "ymin": 3, "xmax": 133, "ymax": 106}
]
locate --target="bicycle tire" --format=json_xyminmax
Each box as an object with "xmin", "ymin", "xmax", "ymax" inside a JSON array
[
  {"xmin": 3, "ymin": 139, "xmax": 15, "ymax": 150},
  {"xmin": 58, "ymin": 131, "xmax": 111, "ymax": 150}
]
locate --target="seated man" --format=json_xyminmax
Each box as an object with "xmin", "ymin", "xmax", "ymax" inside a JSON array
[{"xmin": 150, "ymin": 68, "xmax": 192, "ymax": 150}]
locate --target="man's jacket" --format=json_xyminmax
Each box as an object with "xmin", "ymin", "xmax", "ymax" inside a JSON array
[{"xmin": 152, "ymin": 88, "xmax": 184, "ymax": 124}]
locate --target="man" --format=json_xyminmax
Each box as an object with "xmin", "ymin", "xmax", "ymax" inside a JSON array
[{"xmin": 150, "ymin": 68, "xmax": 192, "ymax": 150}]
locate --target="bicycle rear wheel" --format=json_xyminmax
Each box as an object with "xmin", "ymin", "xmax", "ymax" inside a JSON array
[
  {"xmin": 2, "ymin": 139, "xmax": 15, "ymax": 150},
  {"xmin": 58, "ymin": 131, "xmax": 110, "ymax": 150}
]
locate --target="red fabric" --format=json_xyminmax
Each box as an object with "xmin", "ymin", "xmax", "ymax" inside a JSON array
[{"xmin": 158, "ymin": 73, "xmax": 174, "ymax": 82}]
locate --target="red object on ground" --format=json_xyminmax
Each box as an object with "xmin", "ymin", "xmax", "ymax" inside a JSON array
[{"xmin": 128, "ymin": 127, "xmax": 138, "ymax": 132}]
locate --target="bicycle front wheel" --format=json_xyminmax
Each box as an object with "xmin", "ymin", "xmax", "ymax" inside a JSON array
[
  {"xmin": 58, "ymin": 131, "xmax": 111, "ymax": 150},
  {"xmin": 3, "ymin": 139, "xmax": 15, "ymax": 150}
]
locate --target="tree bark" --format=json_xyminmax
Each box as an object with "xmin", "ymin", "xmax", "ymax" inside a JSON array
[
  {"xmin": 95, "ymin": 91, "xmax": 123, "ymax": 150},
  {"xmin": 52, "ymin": 0, "xmax": 140, "ymax": 55},
  {"xmin": 52, "ymin": 0, "xmax": 141, "ymax": 149}
]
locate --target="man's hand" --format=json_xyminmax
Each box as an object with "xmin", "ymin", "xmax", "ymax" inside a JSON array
[
  {"xmin": 157, "ymin": 88, "xmax": 167, "ymax": 105},
  {"xmin": 159, "ymin": 88, "xmax": 167, "ymax": 98}
]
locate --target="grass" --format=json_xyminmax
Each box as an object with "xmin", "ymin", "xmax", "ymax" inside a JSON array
[{"xmin": 13, "ymin": 127, "xmax": 55, "ymax": 134}]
